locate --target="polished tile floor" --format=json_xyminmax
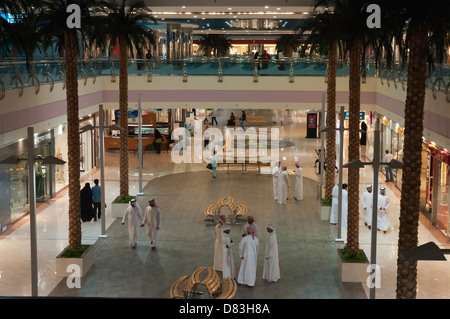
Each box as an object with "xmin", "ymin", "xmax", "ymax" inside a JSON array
[{"xmin": 1, "ymin": 111, "xmax": 450, "ymax": 299}]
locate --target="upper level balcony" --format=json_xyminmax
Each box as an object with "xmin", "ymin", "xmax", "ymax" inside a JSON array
[{"xmin": 1, "ymin": 56, "xmax": 449, "ymax": 102}]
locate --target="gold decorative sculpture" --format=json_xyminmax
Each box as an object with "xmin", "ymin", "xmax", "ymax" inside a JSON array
[
  {"xmin": 204, "ymin": 196, "xmax": 247, "ymax": 225},
  {"xmin": 170, "ymin": 266, "xmax": 237, "ymax": 299}
]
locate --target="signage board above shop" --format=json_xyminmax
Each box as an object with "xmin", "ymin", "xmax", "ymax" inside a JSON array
[{"xmin": 344, "ymin": 112, "xmax": 365, "ymax": 121}]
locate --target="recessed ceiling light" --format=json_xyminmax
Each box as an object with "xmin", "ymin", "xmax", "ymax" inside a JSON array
[
  {"xmin": 265, "ymin": 5, "xmax": 269, "ymax": 9},
  {"xmin": 228, "ymin": 7, "xmax": 232, "ymax": 10},
  {"xmin": 182, "ymin": 6, "xmax": 186, "ymax": 8},
  {"xmin": 277, "ymin": 8, "xmax": 281, "ymax": 10}
]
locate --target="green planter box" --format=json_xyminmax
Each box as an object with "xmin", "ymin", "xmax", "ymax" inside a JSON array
[
  {"xmin": 55, "ymin": 245, "xmax": 95, "ymax": 277},
  {"xmin": 318, "ymin": 198, "xmax": 331, "ymax": 221}
]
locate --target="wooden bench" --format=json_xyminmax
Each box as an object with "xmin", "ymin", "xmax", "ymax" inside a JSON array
[
  {"xmin": 235, "ymin": 116, "xmax": 266, "ymax": 124},
  {"xmin": 216, "ymin": 277, "xmax": 237, "ymax": 299},
  {"xmin": 187, "ymin": 266, "xmax": 221, "ymax": 298},
  {"xmin": 170, "ymin": 275, "xmax": 189, "ymax": 299},
  {"xmin": 170, "ymin": 267, "xmax": 236, "ymax": 299}
]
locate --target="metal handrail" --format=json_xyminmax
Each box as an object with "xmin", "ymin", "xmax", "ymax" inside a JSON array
[{"xmin": 45, "ymin": 63, "xmax": 54, "ymax": 92}]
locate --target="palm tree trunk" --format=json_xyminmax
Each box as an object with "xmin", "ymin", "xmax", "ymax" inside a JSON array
[
  {"xmin": 396, "ymin": 21, "xmax": 428, "ymax": 299},
  {"xmin": 119, "ymin": 35, "xmax": 129, "ymax": 196},
  {"xmin": 325, "ymin": 42, "xmax": 337, "ymax": 200},
  {"xmin": 65, "ymin": 30, "xmax": 81, "ymax": 251},
  {"xmin": 346, "ymin": 40, "xmax": 361, "ymax": 254}
]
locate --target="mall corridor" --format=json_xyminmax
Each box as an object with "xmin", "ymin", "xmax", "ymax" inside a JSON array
[{"xmin": 1, "ymin": 115, "xmax": 450, "ymax": 299}]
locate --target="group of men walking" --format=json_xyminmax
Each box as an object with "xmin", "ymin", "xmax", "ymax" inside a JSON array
[
  {"xmin": 330, "ymin": 183, "xmax": 391, "ymax": 234},
  {"xmin": 214, "ymin": 215, "xmax": 280, "ymax": 287},
  {"xmin": 121, "ymin": 198, "xmax": 161, "ymax": 249}
]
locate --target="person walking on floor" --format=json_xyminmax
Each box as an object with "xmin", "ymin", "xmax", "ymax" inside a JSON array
[
  {"xmin": 384, "ymin": 150, "xmax": 394, "ymax": 182},
  {"xmin": 237, "ymin": 226, "xmax": 259, "ymax": 287},
  {"xmin": 80, "ymin": 182, "xmax": 94, "ymax": 222},
  {"xmin": 262, "ymin": 224, "xmax": 280, "ymax": 283},
  {"xmin": 91, "ymin": 179, "xmax": 102, "ymax": 221},
  {"xmin": 377, "ymin": 187, "xmax": 390, "ymax": 234},
  {"xmin": 211, "ymin": 149, "xmax": 218, "ymax": 178},
  {"xmin": 210, "ymin": 110, "xmax": 218, "ymax": 126},
  {"xmin": 154, "ymin": 128, "xmax": 162, "ymax": 154},
  {"xmin": 294, "ymin": 162, "xmax": 303, "ymax": 201},
  {"xmin": 141, "ymin": 199, "xmax": 161, "ymax": 250},
  {"xmin": 122, "ymin": 199, "xmax": 143, "ymax": 249},
  {"xmin": 362, "ymin": 185, "xmax": 373, "ymax": 229}
]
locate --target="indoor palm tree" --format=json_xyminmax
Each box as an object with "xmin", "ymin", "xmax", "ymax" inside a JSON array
[
  {"xmin": 197, "ymin": 34, "xmax": 232, "ymax": 57},
  {"xmin": 275, "ymin": 33, "xmax": 302, "ymax": 58},
  {"xmin": 39, "ymin": 0, "xmax": 104, "ymax": 251},
  {"xmin": 373, "ymin": 0, "xmax": 450, "ymax": 299},
  {"xmin": 296, "ymin": 9, "xmax": 340, "ymax": 203},
  {"xmin": 101, "ymin": 0, "xmax": 156, "ymax": 197}
]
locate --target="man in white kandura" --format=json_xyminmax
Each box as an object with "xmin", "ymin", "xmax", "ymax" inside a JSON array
[
  {"xmin": 241, "ymin": 216, "xmax": 258, "ymax": 238},
  {"xmin": 362, "ymin": 185, "xmax": 373, "ymax": 229},
  {"xmin": 294, "ymin": 162, "xmax": 303, "ymax": 201},
  {"xmin": 214, "ymin": 215, "xmax": 227, "ymax": 272},
  {"xmin": 122, "ymin": 199, "xmax": 143, "ymax": 249},
  {"xmin": 330, "ymin": 183, "xmax": 340, "ymax": 225},
  {"xmin": 221, "ymin": 224, "xmax": 235, "ymax": 279},
  {"xmin": 277, "ymin": 166, "xmax": 290, "ymax": 204},
  {"xmin": 262, "ymin": 224, "xmax": 280, "ymax": 283},
  {"xmin": 377, "ymin": 187, "xmax": 390, "ymax": 233},
  {"xmin": 141, "ymin": 198, "xmax": 161, "ymax": 250},
  {"xmin": 237, "ymin": 227, "xmax": 259, "ymax": 287},
  {"xmin": 271, "ymin": 160, "xmax": 281, "ymax": 201},
  {"xmin": 341, "ymin": 184, "xmax": 348, "ymax": 229}
]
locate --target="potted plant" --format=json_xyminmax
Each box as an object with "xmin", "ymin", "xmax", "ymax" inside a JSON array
[
  {"xmin": 111, "ymin": 195, "xmax": 135, "ymax": 218},
  {"xmin": 318, "ymin": 198, "xmax": 332, "ymax": 221},
  {"xmin": 56, "ymin": 244, "xmax": 96, "ymax": 277},
  {"xmin": 337, "ymin": 246, "xmax": 370, "ymax": 283}
]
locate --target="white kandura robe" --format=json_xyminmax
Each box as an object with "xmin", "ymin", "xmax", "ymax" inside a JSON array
[
  {"xmin": 294, "ymin": 167, "xmax": 303, "ymax": 200},
  {"xmin": 277, "ymin": 171, "xmax": 290, "ymax": 204},
  {"xmin": 214, "ymin": 224, "xmax": 224, "ymax": 271},
  {"xmin": 222, "ymin": 231, "xmax": 235, "ymax": 278},
  {"xmin": 262, "ymin": 231, "xmax": 280, "ymax": 282},
  {"xmin": 377, "ymin": 194, "xmax": 390, "ymax": 231},
  {"xmin": 272, "ymin": 165, "xmax": 281, "ymax": 200},
  {"xmin": 330, "ymin": 184, "xmax": 340, "ymax": 224},
  {"xmin": 142, "ymin": 206, "xmax": 161, "ymax": 247},
  {"xmin": 237, "ymin": 234, "xmax": 259, "ymax": 286},
  {"xmin": 122, "ymin": 205, "xmax": 143, "ymax": 246},
  {"xmin": 341, "ymin": 189, "xmax": 348, "ymax": 229},
  {"xmin": 362, "ymin": 191, "xmax": 373, "ymax": 226}
]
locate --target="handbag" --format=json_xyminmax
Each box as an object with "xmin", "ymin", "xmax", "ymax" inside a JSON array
[{"xmin": 206, "ymin": 163, "xmax": 213, "ymax": 170}]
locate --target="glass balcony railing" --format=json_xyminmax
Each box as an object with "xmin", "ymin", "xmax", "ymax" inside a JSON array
[{"xmin": 0, "ymin": 56, "xmax": 449, "ymax": 101}]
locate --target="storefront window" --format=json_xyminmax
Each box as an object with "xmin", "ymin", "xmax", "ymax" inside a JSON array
[
  {"xmin": 437, "ymin": 163, "xmax": 449, "ymax": 239},
  {"xmin": 8, "ymin": 162, "xmax": 28, "ymax": 224}
]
